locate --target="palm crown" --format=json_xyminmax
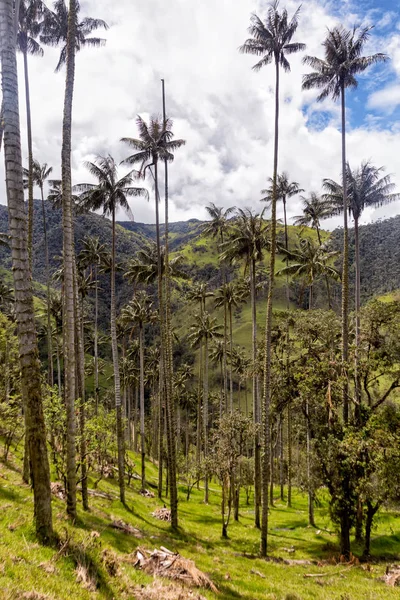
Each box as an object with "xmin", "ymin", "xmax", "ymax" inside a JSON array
[
  {"xmin": 40, "ymin": 0, "xmax": 108, "ymax": 72},
  {"xmin": 323, "ymin": 162, "xmax": 399, "ymax": 222},
  {"xmin": 121, "ymin": 116, "xmax": 186, "ymax": 175},
  {"xmin": 77, "ymin": 155, "xmax": 148, "ymax": 216},
  {"xmin": 239, "ymin": 1, "xmax": 305, "ymax": 72},
  {"xmin": 302, "ymin": 26, "xmax": 388, "ymax": 100}
]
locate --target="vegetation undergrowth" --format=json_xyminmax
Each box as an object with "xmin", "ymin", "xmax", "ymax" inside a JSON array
[{"xmin": 0, "ymin": 444, "xmax": 398, "ymax": 600}]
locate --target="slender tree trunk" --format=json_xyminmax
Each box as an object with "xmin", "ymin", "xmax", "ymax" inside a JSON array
[
  {"xmin": 162, "ymin": 81, "xmax": 178, "ymax": 528},
  {"xmin": 354, "ymin": 217, "xmax": 361, "ymax": 419},
  {"xmin": 139, "ymin": 323, "xmax": 145, "ymax": 490},
  {"xmin": 261, "ymin": 57, "xmax": 280, "ymax": 558},
  {"xmin": 251, "ymin": 258, "xmax": 261, "ymax": 529},
  {"xmin": 22, "ymin": 49, "xmax": 34, "ymax": 271},
  {"xmin": 363, "ymin": 500, "xmax": 380, "ymax": 559},
  {"xmin": 279, "ymin": 413, "xmax": 284, "ymax": 501},
  {"xmin": 0, "ymin": 0, "xmax": 53, "ymax": 541},
  {"xmin": 111, "ymin": 209, "xmax": 125, "ymax": 503},
  {"xmin": 229, "ymin": 304, "xmax": 233, "ymax": 412},
  {"xmin": 306, "ymin": 399, "xmax": 315, "ymax": 526},
  {"xmin": 75, "ymin": 278, "xmax": 88, "ymax": 511},
  {"xmin": 269, "ymin": 422, "xmax": 274, "ymax": 507},
  {"xmin": 39, "ymin": 186, "xmax": 53, "ymax": 386},
  {"xmin": 94, "ymin": 265, "xmax": 99, "ymax": 415},
  {"xmin": 61, "ymin": 0, "xmax": 78, "ymax": 520},
  {"xmin": 223, "ymin": 300, "xmax": 228, "ymax": 413},
  {"xmin": 203, "ymin": 335, "xmax": 209, "ymax": 503},
  {"xmin": 196, "ymin": 340, "xmax": 202, "ymax": 481},
  {"xmin": 56, "ymin": 338, "xmax": 61, "ymax": 392},
  {"xmin": 157, "ymin": 365, "xmax": 163, "ymax": 499},
  {"xmin": 340, "ymin": 84, "xmax": 349, "ymax": 426},
  {"xmin": 287, "ymin": 403, "xmax": 292, "ymax": 507}
]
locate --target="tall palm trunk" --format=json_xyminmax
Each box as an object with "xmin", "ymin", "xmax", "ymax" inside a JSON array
[
  {"xmin": 229, "ymin": 303, "xmax": 233, "ymax": 412},
  {"xmin": 94, "ymin": 264, "xmax": 99, "ymax": 414},
  {"xmin": 61, "ymin": 0, "xmax": 78, "ymax": 520},
  {"xmin": 203, "ymin": 333, "xmax": 209, "ymax": 503},
  {"xmin": 74, "ymin": 268, "xmax": 88, "ymax": 511},
  {"xmin": 39, "ymin": 184, "xmax": 53, "ymax": 386},
  {"xmin": 251, "ymin": 258, "xmax": 261, "ymax": 528},
  {"xmin": 22, "ymin": 48, "xmax": 33, "ymax": 270},
  {"xmin": 340, "ymin": 83, "xmax": 351, "ymax": 561},
  {"xmin": 0, "ymin": 0, "xmax": 53, "ymax": 541},
  {"xmin": 162, "ymin": 82, "xmax": 178, "ymax": 528},
  {"xmin": 287, "ymin": 404, "xmax": 292, "ymax": 507},
  {"xmin": 306, "ymin": 398, "xmax": 315, "ymax": 526},
  {"xmin": 261, "ymin": 57, "xmax": 279, "ymax": 557},
  {"xmin": 139, "ymin": 322, "xmax": 145, "ymax": 489},
  {"xmin": 111, "ymin": 208, "xmax": 125, "ymax": 503},
  {"xmin": 354, "ymin": 216, "xmax": 361, "ymax": 418},
  {"xmin": 340, "ymin": 83, "xmax": 349, "ymax": 425}
]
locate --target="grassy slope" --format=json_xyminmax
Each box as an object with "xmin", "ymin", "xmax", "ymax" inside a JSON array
[{"xmin": 0, "ymin": 447, "xmax": 398, "ymax": 600}]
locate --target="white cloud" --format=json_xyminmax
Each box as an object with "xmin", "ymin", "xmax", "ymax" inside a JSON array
[{"xmin": 1, "ymin": 0, "xmax": 399, "ymax": 232}]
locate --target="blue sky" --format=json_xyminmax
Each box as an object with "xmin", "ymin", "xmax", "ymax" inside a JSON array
[{"xmin": 2, "ymin": 0, "xmax": 400, "ymax": 227}]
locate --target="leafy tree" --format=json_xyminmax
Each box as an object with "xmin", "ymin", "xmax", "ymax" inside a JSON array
[
  {"xmin": 121, "ymin": 291, "xmax": 156, "ymax": 490},
  {"xmin": 240, "ymin": 1, "xmax": 305, "ymax": 556},
  {"xmin": 121, "ymin": 115, "xmax": 185, "ymax": 528},
  {"xmin": 323, "ymin": 163, "xmax": 399, "ymax": 411},
  {"xmin": 221, "ymin": 207, "xmax": 269, "ymax": 528},
  {"xmin": 78, "ymin": 154, "xmax": 147, "ymax": 504},
  {"xmin": 24, "ymin": 159, "xmax": 54, "ymax": 384},
  {"xmin": 189, "ymin": 312, "xmax": 223, "ymax": 502},
  {"xmin": 78, "ymin": 236, "xmax": 109, "ymax": 413},
  {"xmin": 278, "ymin": 236, "xmax": 340, "ymax": 309},
  {"xmin": 209, "ymin": 411, "xmax": 255, "ymax": 538},
  {"xmin": 302, "ymin": 26, "xmax": 388, "ymax": 438}
]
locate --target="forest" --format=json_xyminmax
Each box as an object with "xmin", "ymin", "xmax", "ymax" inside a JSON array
[{"xmin": 0, "ymin": 0, "xmax": 399, "ymax": 599}]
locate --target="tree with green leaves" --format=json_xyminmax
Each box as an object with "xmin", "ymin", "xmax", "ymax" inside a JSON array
[
  {"xmin": 221, "ymin": 207, "xmax": 269, "ymax": 528},
  {"xmin": 278, "ymin": 236, "xmax": 340, "ymax": 309},
  {"xmin": 121, "ymin": 115, "xmax": 185, "ymax": 528},
  {"xmin": 40, "ymin": 0, "xmax": 108, "ymax": 520},
  {"xmin": 78, "ymin": 154, "xmax": 147, "ymax": 504},
  {"xmin": 240, "ymin": 1, "xmax": 305, "ymax": 555},
  {"xmin": 23, "ymin": 159, "xmax": 54, "ymax": 383},
  {"xmin": 323, "ymin": 162, "xmax": 399, "ymax": 412},
  {"xmin": 189, "ymin": 312, "xmax": 223, "ymax": 503},
  {"xmin": 121, "ymin": 292, "xmax": 156, "ymax": 490},
  {"xmin": 302, "ymin": 26, "xmax": 388, "ymax": 441},
  {"xmin": 78, "ymin": 236, "xmax": 109, "ymax": 414}
]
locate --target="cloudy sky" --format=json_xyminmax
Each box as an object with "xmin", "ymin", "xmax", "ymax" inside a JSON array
[{"xmin": 4, "ymin": 0, "xmax": 400, "ymax": 228}]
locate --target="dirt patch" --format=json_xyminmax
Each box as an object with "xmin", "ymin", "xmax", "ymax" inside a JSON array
[
  {"xmin": 134, "ymin": 580, "xmax": 207, "ymax": 599},
  {"xmin": 133, "ymin": 546, "xmax": 218, "ymax": 594}
]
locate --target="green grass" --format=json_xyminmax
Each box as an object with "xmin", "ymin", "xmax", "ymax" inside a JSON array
[{"xmin": 0, "ymin": 445, "xmax": 398, "ymax": 599}]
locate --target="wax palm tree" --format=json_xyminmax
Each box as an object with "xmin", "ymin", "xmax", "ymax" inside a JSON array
[
  {"xmin": 189, "ymin": 312, "xmax": 223, "ymax": 503},
  {"xmin": 0, "ymin": 0, "xmax": 53, "ymax": 542},
  {"xmin": 41, "ymin": 0, "xmax": 107, "ymax": 520},
  {"xmin": 40, "ymin": 0, "xmax": 108, "ymax": 72},
  {"xmin": 278, "ymin": 236, "xmax": 340, "ymax": 309},
  {"xmin": 121, "ymin": 115, "xmax": 185, "ymax": 529},
  {"xmin": 221, "ymin": 207, "xmax": 269, "ymax": 528},
  {"xmin": 17, "ymin": 0, "xmax": 48, "ymax": 268},
  {"xmin": 78, "ymin": 154, "xmax": 147, "ymax": 504},
  {"xmin": 23, "ymin": 159, "xmax": 54, "ymax": 383},
  {"xmin": 121, "ymin": 292, "xmax": 157, "ymax": 490},
  {"xmin": 78, "ymin": 236, "xmax": 109, "ymax": 413},
  {"xmin": 214, "ymin": 281, "xmax": 245, "ymax": 412},
  {"xmin": 303, "ymin": 26, "xmax": 388, "ymax": 435},
  {"xmin": 125, "ymin": 242, "xmax": 187, "ymax": 288},
  {"xmin": 323, "ymin": 162, "xmax": 399, "ymax": 411},
  {"xmin": 203, "ymin": 203, "xmax": 235, "ymax": 412},
  {"xmin": 240, "ymin": 2, "xmax": 305, "ymax": 555},
  {"xmin": 293, "ymin": 192, "xmax": 335, "ymax": 308}
]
